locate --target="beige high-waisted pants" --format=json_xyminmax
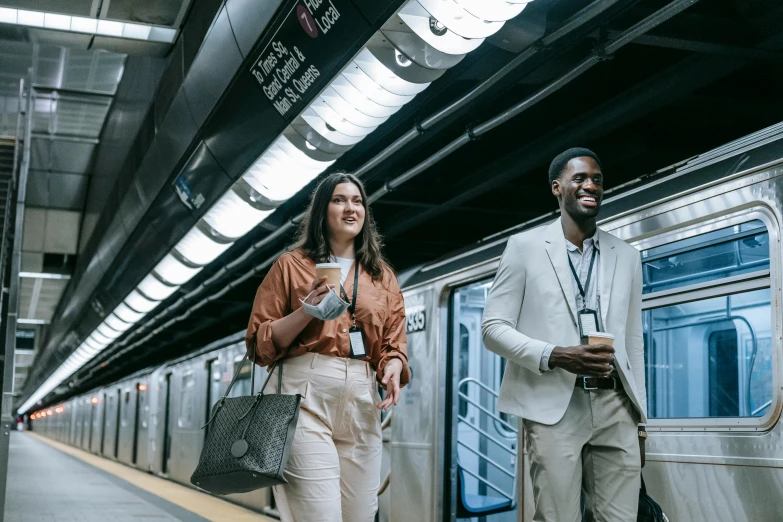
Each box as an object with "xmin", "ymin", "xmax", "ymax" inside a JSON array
[{"xmin": 267, "ymin": 353, "xmax": 382, "ymax": 522}]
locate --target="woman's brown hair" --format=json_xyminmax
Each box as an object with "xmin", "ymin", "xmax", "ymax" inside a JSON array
[{"xmin": 292, "ymin": 172, "xmax": 387, "ymax": 280}]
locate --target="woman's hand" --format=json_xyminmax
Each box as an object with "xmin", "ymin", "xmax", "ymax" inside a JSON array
[
  {"xmin": 378, "ymin": 359, "xmax": 403, "ymax": 411},
  {"xmin": 304, "ymin": 276, "xmax": 331, "ymax": 306}
]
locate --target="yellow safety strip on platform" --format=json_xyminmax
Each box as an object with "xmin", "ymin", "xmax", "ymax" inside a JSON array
[{"xmin": 27, "ymin": 432, "xmax": 274, "ymax": 522}]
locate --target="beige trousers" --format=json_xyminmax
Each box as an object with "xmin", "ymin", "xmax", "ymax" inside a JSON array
[
  {"xmin": 523, "ymin": 387, "xmax": 641, "ymax": 522},
  {"xmin": 267, "ymin": 353, "xmax": 382, "ymax": 522}
]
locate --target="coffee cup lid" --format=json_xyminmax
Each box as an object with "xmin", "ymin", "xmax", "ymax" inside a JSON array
[
  {"xmin": 589, "ymin": 332, "xmax": 614, "ymax": 339},
  {"xmin": 315, "ymin": 263, "xmax": 341, "ymax": 269}
]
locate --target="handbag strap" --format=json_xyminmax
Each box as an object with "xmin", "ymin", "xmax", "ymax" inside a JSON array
[{"xmin": 201, "ymin": 340, "xmax": 285, "ymax": 430}]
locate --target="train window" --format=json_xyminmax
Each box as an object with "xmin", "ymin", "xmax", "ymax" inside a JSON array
[
  {"xmin": 644, "ymin": 288, "xmax": 772, "ymax": 418},
  {"xmin": 641, "ymin": 220, "xmax": 769, "ymax": 294},
  {"xmin": 178, "ymin": 372, "xmax": 196, "ymax": 428},
  {"xmin": 641, "ymin": 216, "xmax": 775, "ymax": 424},
  {"xmin": 229, "ymin": 356, "xmax": 253, "ymax": 398}
]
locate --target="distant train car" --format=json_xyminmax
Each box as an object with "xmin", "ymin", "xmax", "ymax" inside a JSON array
[{"xmin": 30, "ymin": 122, "xmax": 783, "ymax": 522}]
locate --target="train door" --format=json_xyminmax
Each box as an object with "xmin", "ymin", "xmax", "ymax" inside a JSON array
[
  {"xmin": 135, "ymin": 380, "xmax": 150, "ymax": 468},
  {"xmin": 69, "ymin": 402, "xmax": 79, "ymax": 445},
  {"xmin": 205, "ymin": 358, "xmax": 220, "ymax": 438},
  {"xmin": 161, "ymin": 372, "xmax": 173, "ymax": 475},
  {"xmin": 113, "ymin": 389, "xmax": 122, "ymax": 458},
  {"xmin": 449, "ymin": 281, "xmax": 519, "ymax": 522},
  {"xmin": 132, "ymin": 383, "xmax": 143, "ymax": 465},
  {"xmin": 87, "ymin": 398, "xmax": 95, "ymax": 450},
  {"xmin": 75, "ymin": 401, "xmax": 84, "ymax": 447}
]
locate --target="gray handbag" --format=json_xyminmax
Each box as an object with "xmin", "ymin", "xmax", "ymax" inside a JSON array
[{"xmin": 190, "ymin": 349, "xmax": 301, "ymax": 495}]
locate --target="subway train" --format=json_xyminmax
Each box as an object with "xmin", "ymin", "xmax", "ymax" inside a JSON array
[{"xmin": 29, "ymin": 121, "xmax": 783, "ymax": 522}]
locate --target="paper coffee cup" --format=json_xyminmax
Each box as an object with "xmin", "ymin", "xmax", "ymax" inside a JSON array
[
  {"xmin": 315, "ymin": 263, "xmax": 341, "ymax": 287},
  {"xmin": 587, "ymin": 332, "xmax": 614, "ymax": 347}
]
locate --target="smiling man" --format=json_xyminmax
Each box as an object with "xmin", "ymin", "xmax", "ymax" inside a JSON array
[{"xmin": 482, "ymin": 148, "xmax": 647, "ymax": 521}]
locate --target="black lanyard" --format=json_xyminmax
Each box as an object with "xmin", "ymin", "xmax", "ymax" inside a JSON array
[
  {"xmin": 339, "ymin": 261, "xmax": 359, "ymax": 325},
  {"xmin": 567, "ymin": 247, "xmax": 597, "ymax": 304}
]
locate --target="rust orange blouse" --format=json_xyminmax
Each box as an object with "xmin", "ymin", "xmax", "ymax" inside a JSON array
[{"xmin": 246, "ymin": 248, "xmax": 411, "ymax": 386}]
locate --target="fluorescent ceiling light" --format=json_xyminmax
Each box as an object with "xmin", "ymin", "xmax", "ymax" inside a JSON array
[
  {"xmin": 455, "ymin": 0, "xmax": 530, "ymax": 22},
  {"xmin": 418, "ymin": 0, "xmax": 504, "ymax": 39},
  {"xmin": 19, "ymin": 272, "xmax": 71, "ymax": 279},
  {"xmin": 329, "ymin": 76, "xmax": 403, "ymax": 119},
  {"xmin": 96, "ymin": 323, "xmax": 122, "ymax": 340},
  {"xmin": 83, "ymin": 337, "xmax": 104, "ymax": 351},
  {"xmin": 353, "ymin": 48, "xmax": 431, "ymax": 96},
  {"xmin": 243, "ymin": 161, "xmax": 314, "ymax": 203},
  {"xmin": 113, "ymin": 302, "xmax": 146, "ymax": 324},
  {"xmin": 300, "ymin": 109, "xmax": 367, "ymax": 146},
  {"xmin": 319, "ymin": 86, "xmax": 389, "ymax": 128},
  {"xmin": 96, "ymin": 19, "xmax": 123, "ymax": 36},
  {"xmin": 202, "ymin": 190, "xmax": 275, "ymax": 240},
  {"xmin": 174, "ymin": 227, "xmax": 232, "ymax": 267},
  {"xmin": 398, "ymin": 2, "xmax": 485, "ymax": 55},
  {"xmin": 91, "ymin": 330, "xmax": 112, "ymax": 345},
  {"xmin": 125, "ymin": 289, "xmax": 159, "ymax": 313},
  {"xmin": 0, "ymin": 9, "xmax": 176, "ymax": 43},
  {"xmin": 0, "ymin": 8, "xmax": 17, "ymax": 24},
  {"xmin": 70, "ymin": 16, "xmax": 97, "ymax": 33},
  {"xmin": 310, "ymin": 98, "xmax": 379, "ymax": 137},
  {"xmin": 342, "ymin": 66, "xmax": 416, "ymax": 107},
  {"xmin": 137, "ymin": 273, "xmax": 179, "ymax": 301},
  {"xmin": 17, "ymin": 10, "xmax": 44, "ymax": 27},
  {"xmin": 148, "ymin": 27, "xmax": 177, "ymax": 43},
  {"xmin": 105, "ymin": 313, "xmax": 132, "ymax": 332},
  {"xmin": 43, "ymin": 13, "xmax": 70, "ymax": 30},
  {"xmin": 154, "ymin": 254, "xmax": 203, "ymax": 286},
  {"xmin": 122, "ymin": 23, "xmax": 151, "ymax": 39}
]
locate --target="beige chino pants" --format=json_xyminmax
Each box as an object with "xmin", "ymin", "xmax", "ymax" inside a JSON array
[
  {"xmin": 524, "ymin": 387, "xmax": 641, "ymax": 522},
  {"xmin": 266, "ymin": 353, "xmax": 382, "ymax": 522}
]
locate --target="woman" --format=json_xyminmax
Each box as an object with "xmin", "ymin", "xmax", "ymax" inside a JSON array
[{"xmin": 246, "ymin": 172, "xmax": 410, "ymax": 522}]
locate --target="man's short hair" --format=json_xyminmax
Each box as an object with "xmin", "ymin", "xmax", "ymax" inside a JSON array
[{"xmin": 548, "ymin": 147, "xmax": 602, "ymax": 185}]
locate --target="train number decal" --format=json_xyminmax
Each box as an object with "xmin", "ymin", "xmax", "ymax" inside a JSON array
[{"xmin": 406, "ymin": 310, "xmax": 426, "ymax": 334}]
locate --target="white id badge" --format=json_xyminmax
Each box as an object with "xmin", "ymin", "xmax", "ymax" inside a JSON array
[
  {"xmin": 578, "ymin": 309, "xmax": 599, "ymax": 338},
  {"xmin": 349, "ymin": 327, "xmax": 367, "ymax": 359}
]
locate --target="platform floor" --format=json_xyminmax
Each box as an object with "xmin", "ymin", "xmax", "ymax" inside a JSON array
[{"xmin": 4, "ymin": 431, "xmax": 272, "ymax": 522}]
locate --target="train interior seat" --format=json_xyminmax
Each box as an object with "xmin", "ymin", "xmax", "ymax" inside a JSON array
[{"xmin": 456, "ymin": 466, "xmax": 514, "ymax": 518}]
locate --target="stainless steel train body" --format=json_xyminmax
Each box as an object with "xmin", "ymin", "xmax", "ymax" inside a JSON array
[{"xmin": 30, "ymin": 122, "xmax": 783, "ymax": 521}]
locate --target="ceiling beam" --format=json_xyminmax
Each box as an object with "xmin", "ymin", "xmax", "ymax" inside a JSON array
[{"xmin": 620, "ymin": 33, "xmax": 783, "ymax": 62}]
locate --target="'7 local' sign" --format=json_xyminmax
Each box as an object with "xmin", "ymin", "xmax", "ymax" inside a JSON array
[{"xmin": 250, "ymin": 0, "xmax": 362, "ymax": 121}]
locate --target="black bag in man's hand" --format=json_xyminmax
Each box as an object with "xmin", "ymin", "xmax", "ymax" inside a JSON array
[{"xmin": 638, "ymin": 477, "xmax": 669, "ymax": 522}]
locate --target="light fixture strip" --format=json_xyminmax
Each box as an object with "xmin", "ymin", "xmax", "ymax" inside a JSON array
[{"xmin": 0, "ymin": 8, "xmax": 177, "ymax": 43}]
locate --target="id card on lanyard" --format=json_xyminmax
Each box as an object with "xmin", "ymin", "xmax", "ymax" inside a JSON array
[
  {"xmin": 568, "ymin": 247, "xmax": 600, "ymax": 340},
  {"xmin": 340, "ymin": 262, "xmax": 367, "ymax": 359}
]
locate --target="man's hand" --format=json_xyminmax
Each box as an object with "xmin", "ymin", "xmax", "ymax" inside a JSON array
[{"xmin": 549, "ymin": 344, "xmax": 615, "ymax": 376}]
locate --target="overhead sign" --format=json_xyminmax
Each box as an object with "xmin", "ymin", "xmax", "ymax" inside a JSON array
[{"xmin": 249, "ymin": 0, "xmax": 370, "ymax": 121}]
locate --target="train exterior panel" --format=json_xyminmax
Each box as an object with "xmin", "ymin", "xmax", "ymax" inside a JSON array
[{"xmin": 27, "ymin": 123, "xmax": 783, "ymax": 521}]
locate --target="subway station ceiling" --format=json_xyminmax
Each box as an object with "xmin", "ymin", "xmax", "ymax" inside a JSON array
[
  {"xmin": 1, "ymin": 0, "xmax": 190, "ymax": 394},
  {"xmin": 12, "ymin": 0, "xmax": 783, "ymax": 411}
]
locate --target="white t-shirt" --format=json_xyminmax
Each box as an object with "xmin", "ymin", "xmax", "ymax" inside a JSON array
[{"xmin": 332, "ymin": 256, "xmax": 354, "ymax": 285}]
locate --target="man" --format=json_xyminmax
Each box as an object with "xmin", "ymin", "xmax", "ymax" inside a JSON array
[{"xmin": 481, "ymin": 148, "xmax": 647, "ymax": 522}]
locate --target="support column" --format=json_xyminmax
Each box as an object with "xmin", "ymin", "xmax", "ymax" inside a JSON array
[{"xmin": 0, "ymin": 69, "xmax": 34, "ymax": 519}]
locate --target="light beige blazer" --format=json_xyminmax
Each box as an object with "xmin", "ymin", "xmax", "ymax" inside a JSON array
[{"xmin": 481, "ymin": 218, "xmax": 647, "ymax": 425}]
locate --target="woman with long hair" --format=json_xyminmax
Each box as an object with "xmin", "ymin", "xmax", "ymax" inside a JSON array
[{"xmin": 246, "ymin": 172, "xmax": 410, "ymax": 522}]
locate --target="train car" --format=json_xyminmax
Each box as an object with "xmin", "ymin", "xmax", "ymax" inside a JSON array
[{"xmin": 29, "ymin": 121, "xmax": 783, "ymax": 522}]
